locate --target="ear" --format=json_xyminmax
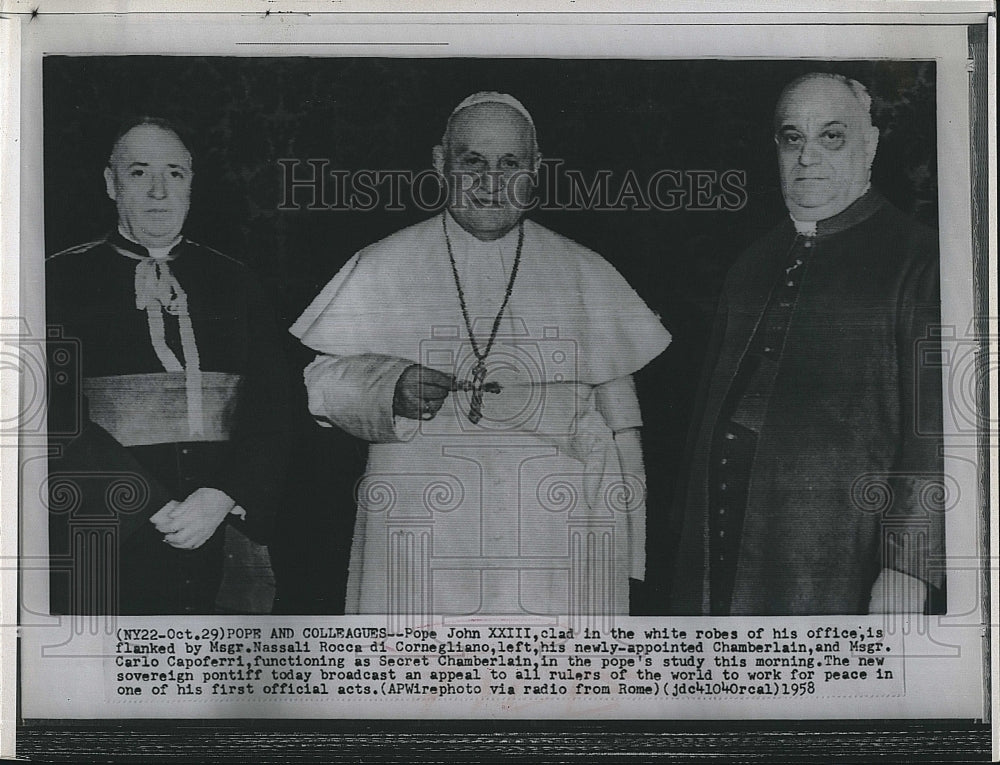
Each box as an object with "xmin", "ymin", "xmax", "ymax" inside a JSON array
[
  {"xmin": 432, "ymin": 144, "xmax": 446, "ymax": 176},
  {"xmin": 864, "ymin": 125, "xmax": 880, "ymax": 168},
  {"xmin": 103, "ymin": 166, "xmax": 117, "ymax": 202}
]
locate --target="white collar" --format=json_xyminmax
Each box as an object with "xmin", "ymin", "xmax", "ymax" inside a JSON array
[
  {"xmin": 119, "ymin": 226, "xmax": 182, "ymax": 260},
  {"xmin": 789, "ymin": 183, "xmax": 871, "ymax": 237},
  {"xmin": 792, "ymin": 219, "xmax": 817, "ymax": 236}
]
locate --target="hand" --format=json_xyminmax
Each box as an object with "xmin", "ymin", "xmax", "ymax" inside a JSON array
[
  {"xmin": 149, "ymin": 500, "xmax": 180, "ymax": 533},
  {"xmin": 393, "ymin": 364, "xmax": 455, "ymax": 420},
  {"xmin": 156, "ymin": 487, "xmax": 235, "ymax": 550},
  {"xmin": 868, "ymin": 568, "xmax": 927, "ymax": 614}
]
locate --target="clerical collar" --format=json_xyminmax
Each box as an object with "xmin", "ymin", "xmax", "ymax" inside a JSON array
[
  {"xmin": 111, "ymin": 227, "xmax": 185, "ymax": 260},
  {"xmin": 789, "ymin": 187, "xmax": 886, "ymax": 239}
]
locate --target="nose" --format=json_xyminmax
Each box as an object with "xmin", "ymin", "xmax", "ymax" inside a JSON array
[
  {"xmin": 481, "ymin": 167, "xmax": 504, "ymax": 194},
  {"xmin": 798, "ymin": 138, "xmax": 822, "ymax": 167},
  {"xmin": 148, "ymin": 172, "xmax": 167, "ymax": 199}
]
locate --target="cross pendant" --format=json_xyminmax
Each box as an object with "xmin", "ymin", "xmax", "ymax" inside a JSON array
[
  {"xmin": 468, "ymin": 361, "xmax": 487, "ymax": 424},
  {"xmin": 452, "ymin": 361, "xmax": 501, "ymax": 424}
]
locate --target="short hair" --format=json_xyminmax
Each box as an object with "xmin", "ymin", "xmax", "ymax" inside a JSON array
[
  {"xmin": 773, "ymin": 72, "xmax": 875, "ymax": 132},
  {"xmin": 107, "ymin": 116, "xmax": 194, "ymax": 168}
]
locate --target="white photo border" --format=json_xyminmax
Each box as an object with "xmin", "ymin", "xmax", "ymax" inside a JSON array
[{"xmin": 2, "ymin": 4, "xmax": 995, "ymax": 761}]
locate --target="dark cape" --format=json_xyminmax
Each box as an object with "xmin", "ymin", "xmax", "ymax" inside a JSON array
[
  {"xmin": 669, "ymin": 191, "xmax": 945, "ymax": 615},
  {"xmin": 46, "ymin": 232, "xmax": 290, "ymax": 615}
]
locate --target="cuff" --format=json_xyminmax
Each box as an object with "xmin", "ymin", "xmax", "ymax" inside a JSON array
[{"xmin": 392, "ymin": 414, "xmax": 420, "ymax": 442}]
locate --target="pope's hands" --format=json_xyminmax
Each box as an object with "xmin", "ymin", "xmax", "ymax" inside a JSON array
[
  {"xmin": 393, "ymin": 364, "xmax": 455, "ymax": 420},
  {"xmin": 149, "ymin": 488, "xmax": 235, "ymax": 550}
]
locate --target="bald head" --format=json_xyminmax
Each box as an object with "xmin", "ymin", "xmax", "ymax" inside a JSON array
[
  {"xmin": 773, "ymin": 73, "xmax": 880, "ymax": 222},
  {"xmin": 433, "ymin": 100, "xmax": 541, "ymax": 241},
  {"xmin": 442, "ymin": 99, "xmax": 539, "ymax": 157},
  {"xmin": 774, "ymin": 73, "xmax": 874, "ymax": 133},
  {"xmin": 108, "ymin": 118, "xmax": 192, "ymax": 171}
]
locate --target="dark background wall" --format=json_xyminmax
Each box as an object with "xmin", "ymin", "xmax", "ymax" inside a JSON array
[{"xmin": 43, "ymin": 56, "xmax": 937, "ymax": 613}]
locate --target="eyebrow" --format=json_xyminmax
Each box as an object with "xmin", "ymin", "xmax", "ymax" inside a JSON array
[
  {"xmin": 125, "ymin": 161, "xmax": 190, "ymax": 169},
  {"xmin": 456, "ymin": 149, "xmax": 523, "ymax": 160},
  {"xmin": 777, "ymin": 120, "xmax": 849, "ymax": 132}
]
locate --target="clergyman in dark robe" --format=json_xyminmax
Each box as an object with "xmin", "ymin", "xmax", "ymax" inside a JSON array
[
  {"xmin": 46, "ymin": 118, "xmax": 290, "ymax": 615},
  {"xmin": 669, "ymin": 73, "xmax": 945, "ymax": 616}
]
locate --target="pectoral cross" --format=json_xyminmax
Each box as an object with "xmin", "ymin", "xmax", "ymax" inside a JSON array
[{"xmin": 452, "ymin": 360, "xmax": 502, "ymax": 424}]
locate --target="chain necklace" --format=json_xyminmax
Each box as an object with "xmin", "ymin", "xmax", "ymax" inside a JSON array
[{"xmin": 443, "ymin": 213, "xmax": 524, "ymax": 424}]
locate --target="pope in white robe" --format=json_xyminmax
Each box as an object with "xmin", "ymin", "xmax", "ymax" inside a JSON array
[{"xmin": 291, "ymin": 92, "xmax": 670, "ymax": 619}]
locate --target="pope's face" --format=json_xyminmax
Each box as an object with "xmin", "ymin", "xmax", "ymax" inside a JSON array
[
  {"xmin": 434, "ymin": 103, "xmax": 538, "ymax": 241},
  {"xmin": 774, "ymin": 78, "xmax": 878, "ymax": 222},
  {"xmin": 104, "ymin": 125, "xmax": 192, "ymax": 248}
]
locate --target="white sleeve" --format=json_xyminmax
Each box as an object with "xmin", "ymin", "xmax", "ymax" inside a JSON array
[
  {"xmin": 612, "ymin": 427, "xmax": 647, "ymax": 581},
  {"xmin": 303, "ymin": 353, "xmax": 418, "ymax": 443},
  {"xmin": 594, "ymin": 374, "xmax": 643, "ymax": 431},
  {"xmin": 595, "ymin": 375, "xmax": 647, "ymax": 580}
]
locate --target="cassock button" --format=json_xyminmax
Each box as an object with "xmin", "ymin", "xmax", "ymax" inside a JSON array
[
  {"xmin": 804, "ymin": 240, "xmax": 813, "ymax": 248},
  {"xmin": 786, "ymin": 281, "xmax": 795, "ymax": 287},
  {"xmin": 763, "ymin": 346, "xmax": 773, "ymax": 354},
  {"xmin": 718, "ymin": 507, "xmax": 726, "ymax": 515},
  {"xmin": 181, "ymin": 448, "xmax": 189, "ymax": 455},
  {"xmin": 719, "ymin": 530, "xmax": 725, "ymax": 538},
  {"xmin": 724, "ymin": 432, "xmax": 736, "ymax": 441},
  {"xmin": 720, "ymin": 482, "xmax": 727, "ymax": 491},
  {"xmin": 720, "ymin": 458, "xmax": 728, "ymax": 465}
]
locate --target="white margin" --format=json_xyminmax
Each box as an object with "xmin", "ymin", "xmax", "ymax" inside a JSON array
[
  {"xmin": 0, "ymin": 11, "xmax": 22, "ymax": 762},
  {"xmin": 988, "ymin": 13, "xmax": 998, "ymax": 764},
  {"xmin": 1, "ymin": 0, "xmax": 995, "ymax": 741}
]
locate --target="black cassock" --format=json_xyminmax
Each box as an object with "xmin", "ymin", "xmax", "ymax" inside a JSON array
[
  {"xmin": 46, "ymin": 231, "xmax": 290, "ymax": 614},
  {"xmin": 670, "ymin": 191, "xmax": 945, "ymax": 615}
]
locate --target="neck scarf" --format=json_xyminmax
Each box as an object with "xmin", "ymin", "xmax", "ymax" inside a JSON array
[{"xmin": 110, "ymin": 229, "xmax": 204, "ymax": 438}]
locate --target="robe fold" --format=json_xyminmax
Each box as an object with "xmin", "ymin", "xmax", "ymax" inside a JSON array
[{"xmin": 292, "ymin": 214, "xmax": 670, "ymax": 616}]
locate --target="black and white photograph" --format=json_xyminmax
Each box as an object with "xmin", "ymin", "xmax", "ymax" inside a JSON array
[
  {"xmin": 2, "ymin": 5, "xmax": 994, "ymax": 761},
  {"xmin": 38, "ymin": 55, "xmax": 949, "ymax": 619}
]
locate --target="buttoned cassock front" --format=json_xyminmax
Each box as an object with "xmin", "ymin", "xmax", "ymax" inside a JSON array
[
  {"xmin": 670, "ymin": 192, "xmax": 945, "ymax": 615},
  {"xmin": 291, "ymin": 214, "xmax": 670, "ymax": 616}
]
